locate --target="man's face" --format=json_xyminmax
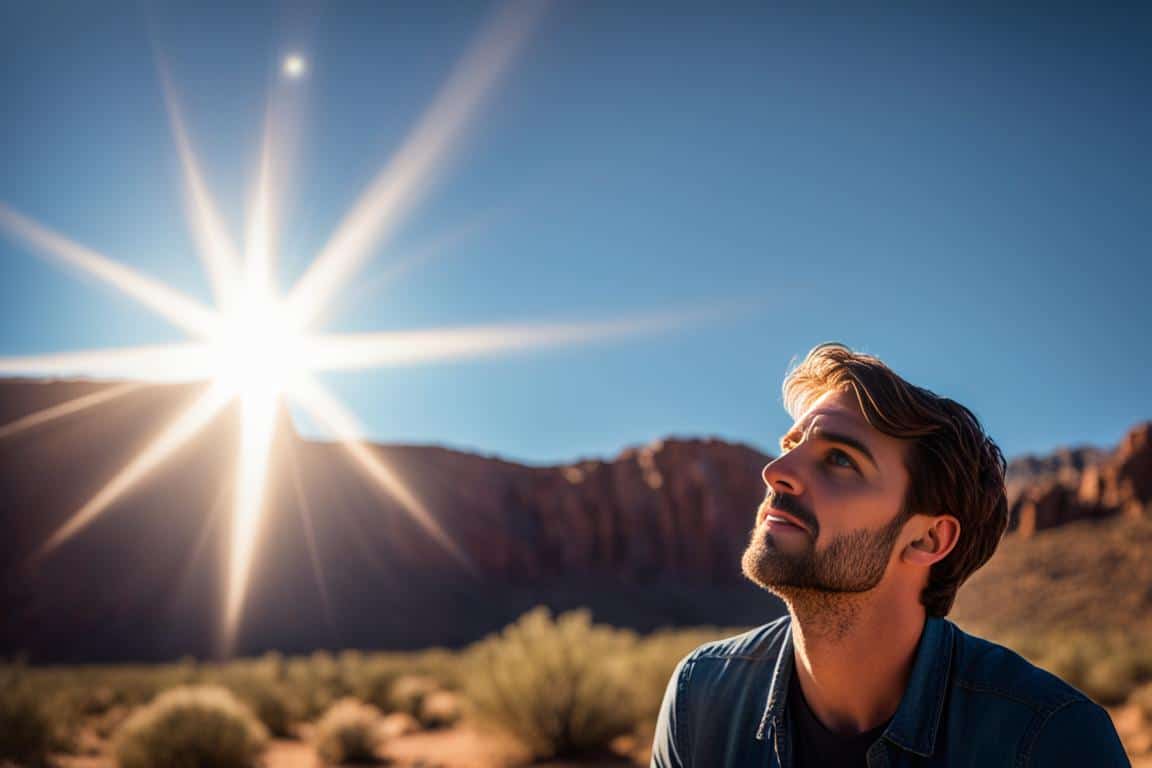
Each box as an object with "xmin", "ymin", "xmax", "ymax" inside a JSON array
[{"xmin": 742, "ymin": 387, "xmax": 912, "ymax": 595}]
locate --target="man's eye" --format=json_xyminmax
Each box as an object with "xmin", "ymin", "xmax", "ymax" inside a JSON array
[{"xmin": 827, "ymin": 449, "xmax": 857, "ymax": 470}]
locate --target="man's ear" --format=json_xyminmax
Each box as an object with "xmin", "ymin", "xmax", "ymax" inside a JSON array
[{"xmin": 902, "ymin": 515, "xmax": 960, "ymax": 566}]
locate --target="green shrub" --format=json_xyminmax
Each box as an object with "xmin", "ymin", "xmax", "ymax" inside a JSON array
[
  {"xmin": 464, "ymin": 606, "xmax": 639, "ymax": 759},
  {"xmin": 347, "ymin": 665, "xmax": 403, "ymax": 713},
  {"xmin": 313, "ymin": 698, "xmax": 385, "ymax": 765},
  {"xmin": 0, "ymin": 678, "xmax": 54, "ymax": 768},
  {"xmin": 418, "ymin": 690, "xmax": 462, "ymax": 730},
  {"xmin": 222, "ymin": 676, "xmax": 298, "ymax": 738},
  {"xmin": 113, "ymin": 685, "xmax": 268, "ymax": 768},
  {"xmin": 387, "ymin": 674, "xmax": 439, "ymax": 718}
]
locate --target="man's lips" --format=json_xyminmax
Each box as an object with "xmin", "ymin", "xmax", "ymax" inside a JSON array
[{"xmin": 758, "ymin": 503, "xmax": 811, "ymax": 535}]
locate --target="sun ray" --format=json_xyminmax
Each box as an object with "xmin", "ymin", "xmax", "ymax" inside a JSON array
[
  {"xmin": 332, "ymin": 209, "xmax": 503, "ymax": 328},
  {"xmin": 285, "ymin": 437, "xmax": 337, "ymax": 633},
  {"xmin": 285, "ymin": 0, "xmax": 549, "ymax": 329},
  {"xmin": 31, "ymin": 384, "xmax": 232, "ymax": 561},
  {"xmin": 221, "ymin": 387, "xmax": 282, "ymax": 654},
  {"xmin": 0, "ymin": 204, "xmax": 220, "ymax": 337},
  {"xmin": 301, "ymin": 314, "xmax": 689, "ymax": 372},
  {"xmin": 290, "ymin": 374, "xmax": 474, "ymax": 571},
  {"xmin": 0, "ymin": 343, "xmax": 218, "ymax": 381},
  {"xmin": 244, "ymin": 63, "xmax": 308, "ymax": 297},
  {"xmin": 0, "ymin": 382, "xmax": 147, "ymax": 439},
  {"xmin": 156, "ymin": 57, "xmax": 242, "ymax": 311},
  {"xmin": 245, "ymin": 131, "xmax": 277, "ymax": 296}
]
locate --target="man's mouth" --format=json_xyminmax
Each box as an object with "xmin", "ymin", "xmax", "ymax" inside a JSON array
[
  {"xmin": 757, "ymin": 498, "xmax": 813, "ymax": 535},
  {"xmin": 761, "ymin": 513, "xmax": 808, "ymax": 534}
]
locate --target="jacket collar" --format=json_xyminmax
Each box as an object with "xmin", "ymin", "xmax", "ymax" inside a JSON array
[{"xmin": 755, "ymin": 615, "xmax": 955, "ymax": 758}]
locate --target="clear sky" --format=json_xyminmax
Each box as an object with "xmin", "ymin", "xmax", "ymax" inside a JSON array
[{"xmin": 1, "ymin": 2, "xmax": 1149, "ymax": 465}]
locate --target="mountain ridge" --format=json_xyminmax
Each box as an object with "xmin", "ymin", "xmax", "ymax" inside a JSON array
[{"xmin": 0, "ymin": 378, "xmax": 1147, "ymax": 662}]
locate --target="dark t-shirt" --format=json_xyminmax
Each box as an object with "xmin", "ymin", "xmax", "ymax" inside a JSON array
[{"xmin": 789, "ymin": 666, "xmax": 890, "ymax": 768}]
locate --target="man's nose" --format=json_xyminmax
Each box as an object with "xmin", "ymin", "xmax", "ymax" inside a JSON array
[{"xmin": 762, "ymin": 453, "xmax": 804, "ymax": 496}]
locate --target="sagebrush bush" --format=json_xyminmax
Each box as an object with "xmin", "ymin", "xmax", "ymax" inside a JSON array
[
  {"xmin": 215, "ymin": 674, "xmax": 298, "ymax": 738},
  {"xmin": 387, "ymin": 674, "xmax": 439, "ymax": 718},
  {"xmin": 0, "ymin": 674, "xmax": 55, "ymax": 768},
  {"xmin": 313, "ymin": 698, "xmax": 385, "ymax": 765},
  {"xmin": 464, "ymin": 606, "xmax": 639, "ymax": 759},
  {"xmin": 113, "ymin": 685, "xmax": 268, "ymax": 768}
]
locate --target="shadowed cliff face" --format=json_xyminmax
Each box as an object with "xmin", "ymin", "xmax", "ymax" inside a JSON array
[
  {"xmin": 0, "ymin": 378, "xmax": 1147, "ymax": 662},
  {"xmin": 0, "ymin": 379, "xmax": 777, "ymax": 662}
]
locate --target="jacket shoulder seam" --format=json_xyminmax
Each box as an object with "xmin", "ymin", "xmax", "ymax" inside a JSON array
[
  {"xmin": 954, "ymin": 679, "xmax": 1086, "ymax": 712},
  {"xmin": 1016, "ymin": 697, "xmax": 1093, "ymax": 768},
  {"xmin": 691, "ymin": 650, "xmax": 777, "ymax": 662}
]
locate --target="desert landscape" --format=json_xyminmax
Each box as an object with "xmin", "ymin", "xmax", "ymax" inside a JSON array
[{"xmin": 1, "ymin": 379, "xmax": 1150, "ymax": 766}]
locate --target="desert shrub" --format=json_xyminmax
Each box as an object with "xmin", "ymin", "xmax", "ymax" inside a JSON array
[
  {"xmin": 387, "ymin": 674, "xmax": 439, "ymax": 718},
  {"xmin": 113, "ymin": 685, "xmax": 268, "ymax": 768},
  {"xmin": 418, "ymin": 690, "xmax": 462, "ymax": 730},
  {"xmin": 0, "ymin": 672, "xmax": 54, "ymax": 768},
  {"xmin": 284, "ymin": 651, "xmax": 349, "ymax": 720},
  {"xmin": 313, "ymin": 698, "xmax": 385, "ymax": 765},
  {"xmin": 347, "ymin": 667, "xmax": 395, "ymax": 712},
  {"xmin": 406, "ymin": 647, "xmax": 465, "ymax": 691},
  {"xmin": 221, "ymin": 676, "xmax": 298, "ymax": 738},
  {"xmin": 464, "ymin": 606, "xmax": 639, "ymax": 759},
  {"xmin": 93, "ymin": 705, "xmax": 133, "ymax": 740}
]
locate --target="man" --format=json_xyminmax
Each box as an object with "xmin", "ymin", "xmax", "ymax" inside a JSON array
[{"xmin": 651, "ymin": 343, "xmax": 1130, "ymax": 767}]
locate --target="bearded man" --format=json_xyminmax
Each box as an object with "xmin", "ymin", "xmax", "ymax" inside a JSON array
[{"xmin": 651, "ymin": 343, "xmax": 1129, "ymax": 767}]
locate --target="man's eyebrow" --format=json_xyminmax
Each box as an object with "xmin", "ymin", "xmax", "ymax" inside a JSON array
[{"xmin": 779, "ymin": 425, "xmax": 879, "ymax": 471}]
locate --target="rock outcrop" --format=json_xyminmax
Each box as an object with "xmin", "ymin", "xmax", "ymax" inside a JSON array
[{"xmin": 1007, "ymin": 422, "xmax": 1151, "ymax": 536}]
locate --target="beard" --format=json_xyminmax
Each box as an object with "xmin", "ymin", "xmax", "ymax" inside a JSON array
[{"xmin": 741, "ymin": 496, "xmax": 907, "ymax": 596}]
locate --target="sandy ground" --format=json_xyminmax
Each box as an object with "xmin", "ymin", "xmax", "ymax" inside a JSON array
[
  {"xmin": 55, "ymin": 711, "xmax": 1147, "ymax": 767},
  {"xmin": 56, "ymin": 724, "xmax": 639, "ymax": 768}
]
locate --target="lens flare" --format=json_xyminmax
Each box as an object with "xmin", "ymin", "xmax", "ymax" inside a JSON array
[{"xmin": 0, "ymin": 0, "xmax": 696, "ymax": 657}]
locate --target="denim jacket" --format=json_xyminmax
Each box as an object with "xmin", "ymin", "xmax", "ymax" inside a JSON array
[{"xmin": 651, "ymin": 615, "xmax": 1130, "ymax": 767}]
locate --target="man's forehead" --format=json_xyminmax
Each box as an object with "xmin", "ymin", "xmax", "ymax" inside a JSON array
[{"xmin": 786, "ymin": 389, "xmax": 871, "ymax": 435}]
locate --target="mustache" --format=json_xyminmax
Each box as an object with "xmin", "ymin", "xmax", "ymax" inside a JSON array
[{"xmin": 760, "ymin": 491, "xmax": 819, "ymax": 536}]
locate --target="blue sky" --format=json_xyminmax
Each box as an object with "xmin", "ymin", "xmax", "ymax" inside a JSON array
[{"xmin": 1, "ymin": 2, "xmax": 1149, "ymax": 465}]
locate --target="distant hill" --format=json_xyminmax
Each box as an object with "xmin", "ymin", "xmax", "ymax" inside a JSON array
[
  {"xmin": 0, "ymin": 378, "xmax": 1147, "ymax": 662},
  {"xmin": 953, "ymin": 514, "xmax": 1152, "ymax": 633}
]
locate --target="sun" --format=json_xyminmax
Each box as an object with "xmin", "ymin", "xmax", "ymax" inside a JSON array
[
  {"xmin": 211, "ymin": 287, "xmax": 303, "ymax": 400},
  {"xmin": 0, "ymin": 3, "xmax": 683, "ymax": 657},
  {"xmin": 282, "ymin": 54, "xmax": 307, "ymax": 79}
]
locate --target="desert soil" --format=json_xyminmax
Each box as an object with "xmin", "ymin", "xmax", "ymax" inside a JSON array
[{"xmin": 57, "ymin": 723, "xmax": 640, "ymax": 768}]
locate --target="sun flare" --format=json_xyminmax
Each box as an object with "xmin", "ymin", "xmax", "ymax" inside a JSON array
[
  {"xmin": 211, "ymin": 288, "xmax": 303, "ymax": 400},
  {"xmin": 0, "ymin": 0, "xmax": 681, "ymax": 657}
]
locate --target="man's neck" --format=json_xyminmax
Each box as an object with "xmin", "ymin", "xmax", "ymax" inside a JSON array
[{"xmin": 782, "ymin": 587, "xmax": 926, "ymax": 736}]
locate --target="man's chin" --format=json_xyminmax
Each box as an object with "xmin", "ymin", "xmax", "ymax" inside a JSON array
[{"xmin": 741, "ymin": 548, "xmax": 805, "ymax": 592}]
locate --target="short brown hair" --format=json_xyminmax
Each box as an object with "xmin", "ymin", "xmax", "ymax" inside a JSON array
[{"xmin": 781, "ymin": 343, "xmax": 1008, "ymax": 617}]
